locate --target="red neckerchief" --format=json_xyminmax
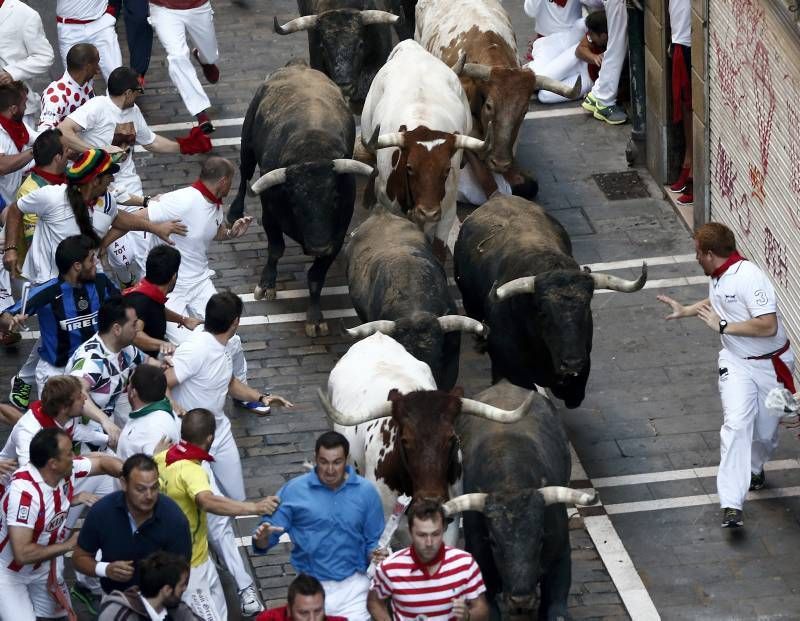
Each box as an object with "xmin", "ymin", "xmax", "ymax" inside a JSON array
[
  {"xmin": 123, "ymin": 278, "xmax": 167, "ymax": 304},
  {"xmin": 551, "ymin": 0, "xmax": 568, "ymax": 6},
  {"xmin": 191, "ymin": 179, "xmax": 221, "ymax": 208},
  {"xmin": 0, "ymin": 114, "xmax": 30, "ymax": 151},
  {"xmin": 711, "ymin": 251, "xmax": 745, "ymax": 279},
  {"xmin": 409, "ymin": 543, "xmax": 446, "ymax": 577},
  {"xmin": 31, "ymin": 166, "xmax": 66, "ymax": 186},
  {"xmin": 30, "ymin": 401, "xmax": 59, "ymax": 429},
  {"xmin": 166, "ymin": 440, "xmax": 215, "ymax": 466}
]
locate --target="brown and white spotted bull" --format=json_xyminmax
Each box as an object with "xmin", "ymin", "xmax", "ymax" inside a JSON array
[
  {"xmin": 360, "ymin": 39, "xmax": 486, "ymax": 258},
  {"xmin": 321, "ymin": 332, "xmax": 536, "ymax": 544},
  {"xmin": 415, "ymin": 0, "xmax": 580, "ymax": 179}
]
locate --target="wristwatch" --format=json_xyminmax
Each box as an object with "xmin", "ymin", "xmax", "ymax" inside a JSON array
[
  {"xmin": 719, "ymin": 319, "xmax": 728, "ymax": 335},
  {"xmin": 259, "ymin": 392, "xmax": 271, "ymax": 404},
  {"xmin": 142, "ymin": 195, "xmax": 151, "ymax": 207}
]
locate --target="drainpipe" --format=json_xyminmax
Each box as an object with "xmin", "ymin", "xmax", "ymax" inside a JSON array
[{"xmin": 625, "ymin": 0, "xmax": 646, "ymax": 166}]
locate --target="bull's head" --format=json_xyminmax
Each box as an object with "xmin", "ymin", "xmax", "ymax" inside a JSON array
[
  {"xmin": 274, "ymin": 10, "xmax": 398, "ymax": 99},
  {"xmin": 455, "ymin": 62, "xmax": 581, "ymax": 173},
  {"xmin": 250, "ymin": 159, "xmax": 372, "ymax": 256},
  {"xmin": 364, "ymin": 124, "xmax": 486, "ymax": 225},
  {"xmin": 318, "ymin": 387, "xmax": 536, "ymax": 502},
  {"xmin": 493, "ymin": 264, "xmax": 647, "ymax": 408},
  {"xmin": 345, "ymin": 313, "xmax": 488, "ymax": 388},
  {"xmin": 443, "ymin": 487, "xmax": 597, "ymax": 617}
]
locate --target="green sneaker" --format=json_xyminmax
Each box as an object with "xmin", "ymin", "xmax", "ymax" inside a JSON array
[
  {"xmin": 581, "ymin": 92, "xmax": 599, "ymax": 113},
  {"xmin": 593, "ymin": 103, "xmax": 628, "ymax": 125},
  {"xmin": 9, "ymin": 376, "xmax": 32, "ymax": 411},
  {"xmin": 70, "ymin": 583, "xmax": 99, "ymax": 616}
]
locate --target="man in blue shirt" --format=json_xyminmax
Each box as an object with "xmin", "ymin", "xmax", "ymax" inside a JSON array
[
  {"xmin": 0, "ymin": 235, "xmax": 118, "ymax": 399},
  {"xmin": 253, "ymin": 431, "xmax": 384, "ymax": 621},
  {"xmin": 72, "ymin": 453, "xmax": 192, "ymax": 595}
]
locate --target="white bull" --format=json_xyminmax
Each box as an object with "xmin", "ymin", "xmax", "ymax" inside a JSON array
[{"xmin": 360, "ymin": 39, "xmax": 486, "ymax": 259}]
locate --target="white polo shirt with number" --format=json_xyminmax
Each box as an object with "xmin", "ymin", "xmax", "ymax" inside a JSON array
[{"xmin": 709, "ymin": 260, "xmax": 787, "ymax": 359}]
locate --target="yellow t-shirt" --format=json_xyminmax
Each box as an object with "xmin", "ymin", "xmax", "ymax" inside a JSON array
[
  {"xmin": 15, "ymin": 173, "xmax": 49, "ymax": 264},
  {"xmin": 154, "ymin": 451, "xmax": 212, "ymax": 567}
]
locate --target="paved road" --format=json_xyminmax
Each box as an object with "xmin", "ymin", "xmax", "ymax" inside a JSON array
[{"xmin": 7, "ymin": 1, "xmax": 800, "ymax": 620}]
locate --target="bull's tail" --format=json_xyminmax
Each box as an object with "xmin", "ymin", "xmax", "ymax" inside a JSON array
[
  {"xmin": 228, "ymin": 95, "xmax": 261, "ymax": 224},
  {"xmin": 362, "ymin": 168, "xmax": 379, "ymax": 209}
]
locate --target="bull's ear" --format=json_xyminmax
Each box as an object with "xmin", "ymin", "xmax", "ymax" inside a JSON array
[
  {"xmin": 450, "ymin": 386, "xmax": 465, "ymax": 398},
  {"xmin": 387, "ymin": 388, "xmax": 402, "ymax": 401},
  {"xmin": 399, "ymin": 124, "xmax": 407, "ymax": 132}
]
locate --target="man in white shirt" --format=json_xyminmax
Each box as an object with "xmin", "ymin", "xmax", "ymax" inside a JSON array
[
  {"xmin": 658, "ymin": 222, "xmax": 795, "ymax": 529},
  {"xmin": 38, "ymin": 44, "xmax": 100, "ymax": 132},
  {"xmin": 149, "ymin": 0, "xmax": 221, "ymax": 133},
  {"xmin": 116, "ymin": 365, "xmax": 178, "ymax": 461},
  {"xmin": 0, "ymin": 82, "xmax": 36, "ymax": 208},
  {"xmin": 0, "ymin": 0, "xmax": 54, "ymax": 129},
  {"xmin": 59, "ymin": 66, "xmax": 212, "ymax": 285},
  {"xmin": 55, "ymin": 0, "xmax": 123, "ymax": 82},
  {"xmin": 0, "ymin": 427, "xmax": 122, "ymax": 621}
]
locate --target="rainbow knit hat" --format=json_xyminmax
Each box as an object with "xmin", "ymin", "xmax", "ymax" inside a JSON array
[{"xmin": 66, "ymin": 149, "xmax": 121, "ymax": 186}]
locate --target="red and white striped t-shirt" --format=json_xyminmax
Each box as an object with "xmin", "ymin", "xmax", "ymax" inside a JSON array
[
  {"xmin": 372, "ymin": 546, "xmax": 486, "ymax": 620},
  {"xmin": 0, "ymin": 458, "xmax": 92, "ymax": 576}
]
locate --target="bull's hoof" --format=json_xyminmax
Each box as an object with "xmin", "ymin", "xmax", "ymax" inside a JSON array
[
  {"xmin": 305, "ymin": 321, "xmax": 329, "ymax": 338},
  {"xmin": 253, "ymin": 286, "xmax": 276, "ymax": 301}
]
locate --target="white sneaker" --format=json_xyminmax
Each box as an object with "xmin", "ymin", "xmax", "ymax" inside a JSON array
[{"xmin": 239, "ymin": 584, "xmax": 264, "ymax": 616}]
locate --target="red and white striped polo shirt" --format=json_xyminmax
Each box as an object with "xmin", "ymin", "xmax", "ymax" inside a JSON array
[
  {"xmin": 372, "ymin": 546, "xmax": 486, "ymax": 620},
  {"xmin": 0, "ymin": 458, "xmax": 92, "ymax": 575}
]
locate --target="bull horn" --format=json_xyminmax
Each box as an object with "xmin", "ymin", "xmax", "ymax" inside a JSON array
[
  {"xmin": 539, "ymin": 486, "xmax": 598, "ymax": 506},
  {"xmin": 345, "ymin": 320, "xmax": 396, "ymax": 339},
  {"xmin": 376, "ymin": 132, "xmax": 406, "ymax": 149},
  {"xmin": 273, "ymin": 14, "xmax": 318, "ymax": 35},
  {"xmin": 360, "ymin": 9, "xmax": 400, "ymax": 25},
  {"xmin": 495, "ymin": 276, "xmax": 536, "ymax": 300},
  {"xmin": 590, "ymin": 262, "xmax": 648, "ymax": 292},
  {"xmin": 450, "ymin": 52, "xmax": 467, "ymax": 76},
  {"xmin": 332, "ymin": 159, "xmax": 374, "ymax": 176},
  {"xmin": 453, "ymin": 134, "xmax": 487, "ymax": 153},
  {"xmin": 251, "ymin": 168, "xmax": 287, "ymax": 194},
  {"xmin": 460, "ymin": 390, "xmax": 536, "ymax": 423},
  {"xmin": 461, "ymin": 63, "xmax": 492, "ymax": 82},
  {"xmin": 437, "ymin": 315, "xmax": 486, "ymax": 336},
  {"xmin": 442, "ymin": 493, "xmax": 487, "ymax": 516},
  {"xmin": 534, "ymin": 74, "xmax": 582, "ymax": 100},
  {"xmin": 316, "ymin": 387, "xmax": 393, "ymax": 426}
]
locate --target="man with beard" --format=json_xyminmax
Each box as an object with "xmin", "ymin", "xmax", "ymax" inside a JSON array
[
  {"xmin": 0, "ymin": 82, "xmax": 35, "ymax": 208},
  {"xmin": 97, "ymin": 551, "xmax": 199, "ymax": 620},
  {"xmin": 658, "ymin": 222, "xmax": 796, "ymax": 529}
]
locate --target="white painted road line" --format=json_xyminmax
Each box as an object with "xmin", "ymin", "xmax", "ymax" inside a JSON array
[
  {"xmin": 582, "ymin": 515, "xmax": 661, "ymax": 620},
  {"xmin": 524, "ymin": 106, "xmax": 588, "ymax": 120},
  {"xmin": 133, "ymin": 136, "xmax": 240, "ymax": 152},
  {"xmin": 592, "ymin": 458, "xmax": 800, "ymax": 489}
]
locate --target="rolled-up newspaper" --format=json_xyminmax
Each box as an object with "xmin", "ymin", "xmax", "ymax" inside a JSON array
[{"xmin": 367, "ymin": 494, "xmax": 412, "ymax": 579}]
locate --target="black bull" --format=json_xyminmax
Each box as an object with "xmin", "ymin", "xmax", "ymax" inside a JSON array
[
  {"xmin": 450, "ymin": 380, "xmax": 595, "ymax": 618},
  {"xmin": 454, "ymin": 195, "xmax": 646, "ymax": 408},
  {"xmin": 228, "ymin": 62, "xmax": 373, "ymax": 337}
]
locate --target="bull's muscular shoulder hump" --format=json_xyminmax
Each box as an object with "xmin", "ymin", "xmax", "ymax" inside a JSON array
[
  {"xmin": 462, "ymin": 195, "xmax": 570, "ymax": 257},
  {"xmin": 417, "ymin": 0, "xmax": 517, "ymax": 63},
  {"xmin": 256, "ymin": 65, "xmax": 350, "ymax": 130}
]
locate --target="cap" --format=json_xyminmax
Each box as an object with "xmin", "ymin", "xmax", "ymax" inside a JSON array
[{"xmin": 66, "ymin": 149, "xmax": 121, "ymax": 185}]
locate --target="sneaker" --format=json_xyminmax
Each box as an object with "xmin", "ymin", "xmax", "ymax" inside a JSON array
[
  {"xmin": 239, "ymin": 584, "xmax": 264, "ymax": 616},
  {"xmin": 593, "ymin": 103, "xmax": 628, "ymax": 125},
  {"xmin": 749, "ymin": 470, "xmax": 766, "ymax": 491},
  {"xmin": 235, "ymin": 399, "xmax": 271, "ymax": 415},
  {"xmin": 721, "ymin": 507, "xmax": 743, "ymax": 528},
  {"xmin": 677, "ymin": 191, "xmax": 693, "ymax": 205},
  {"xmin": 70, "ymin": 584, "xmax": 99, "ymax": 616},
  {"xmin": 9, "ymin": 375, "xmax": 32, "ymax": 410},
  {"xmin": 199, "ymin": 120, "xmax": 216, "ymax": 134},
  {"xmin": 192, "ymin": 48, "xmax": 220, "ymax": 84},
  {"xmin": 581, "ymin": 92, "xmax": 599, "ymax": 113},
  {"xmin": 669, "ymin": 167, "xmax": 691, "ymax": 193}
]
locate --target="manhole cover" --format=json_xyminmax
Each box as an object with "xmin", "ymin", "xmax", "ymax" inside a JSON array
[{"xmin": 592, "ymin": 171, "xmax": 650, "ymax": 200}]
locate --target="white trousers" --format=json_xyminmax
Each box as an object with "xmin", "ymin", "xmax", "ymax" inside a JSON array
[
  {"xmin": 17, "ymin": 340, "xmax": 40, "ymax": 386},
  {"xmin": 149, "ymin": 2, "xmax": 217, "ymax": 116},
  {"xmin": 166, "ymin": 278, "xmax": 248, "ymax": 383},
  {"xmin": 209, "ymin": 421, "xmax": 246, "ymax": 501},
  {"xmin": 717, "ymin": 347, "xmax": 794, "ymax": 510},
  {"xmin": 528, "ymin": 21, "xmax": 592, "ymax": 104},
  {"xmin": 57, "ymin": 13, "xmax": 123, "ymax": 82},
  {"xmin": 321, "ymin": 573, "xmax": 371, "ymax": 621},
  {"xmin": 184, "ymin": 556, "xmax": 226, "ymax": 621},
  {"xmin": 0, "ymin": 564, "xmax": 68, "ymax": 620},
  {"xmin": 204, "ymin": 462, "xmax": 254, "ymax": 592},
  {"xmin": 590, "ymin": 0, "xmax": 627, "ymax": 106},
  {"xmin": 35, "ymin": 359, "xmax": 65, "ymax": 398}
]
